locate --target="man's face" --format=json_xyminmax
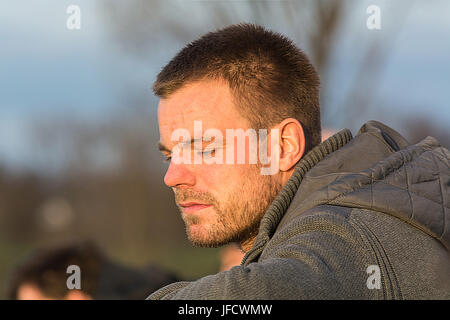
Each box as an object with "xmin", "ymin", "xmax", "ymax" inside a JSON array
[
  {"xmin": 158, "ymin": 80, "xmax": 282, "ymax": 248},
  {"xmin": 17, "ymin": 283, "xmax": 54, "ymax": 300},
  {"xmin": 16, "ymin": 283, "xmax": 92, "ymax": 300}
]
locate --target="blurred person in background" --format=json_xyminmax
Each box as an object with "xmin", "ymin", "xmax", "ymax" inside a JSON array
[
  {"xmin": 6, "ymin": 241, "xmax": 179, "ymax": 300},
  {"xmin": 321, "ymin": 129, "xmax": 336, "ymax": 142},
  {"xmin": 149, "ymin": 23, "xmax": 450, "ymax": 299}
]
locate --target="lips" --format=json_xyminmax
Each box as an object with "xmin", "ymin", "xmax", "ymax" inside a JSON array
[{"xmin": 179, "ymin": 202, "xmax": 212, "ymax": 213}]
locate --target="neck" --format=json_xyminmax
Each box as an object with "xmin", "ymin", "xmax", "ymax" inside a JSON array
[{"xmin": 240, "ymin": 128, "xmax": 353, "ymax": 264}]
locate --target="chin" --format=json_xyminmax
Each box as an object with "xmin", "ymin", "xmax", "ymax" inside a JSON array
[{"xmin": 186, "ymin": 224, "xmax": 230, "ymax": 248}]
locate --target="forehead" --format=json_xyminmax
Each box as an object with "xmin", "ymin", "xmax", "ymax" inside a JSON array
[
  {"xmin": 158, "ymin": 80, "xmax": 250, "ymax": 136},
  {"xmin": 17, "ymin": 283, "xmax": 51, "ymax": 300}
]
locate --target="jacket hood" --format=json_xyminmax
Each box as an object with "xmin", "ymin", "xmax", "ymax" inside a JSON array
[{"xmin": 279, "ymin": 120, "xmax": 450, "ymax": 249}]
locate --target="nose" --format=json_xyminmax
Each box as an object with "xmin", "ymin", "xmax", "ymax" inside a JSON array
[{"xmin": 164, "ymin": 161, "xmax": 196, "ymax": 188}]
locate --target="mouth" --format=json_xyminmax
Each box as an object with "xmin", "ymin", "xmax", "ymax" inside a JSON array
[{"xmin": 178, "ymin": 202, "xmax": 213, "ymax": 213}]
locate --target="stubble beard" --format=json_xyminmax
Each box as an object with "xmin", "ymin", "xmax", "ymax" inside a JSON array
[{"xmin": 174, "ymin": 168, "xmax": 283, "ymax": 249}]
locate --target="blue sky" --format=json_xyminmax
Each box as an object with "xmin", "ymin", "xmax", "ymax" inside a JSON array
[{"xmin": 0, "ymin": 0, "xmax": 449, "ymax": 171}]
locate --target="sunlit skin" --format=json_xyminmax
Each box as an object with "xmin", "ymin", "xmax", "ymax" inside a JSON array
[
  {"xmin": 158, "ymin": 79, "xmax": 306, "ymax": 252},
  {"xmin": 219, "ymin": 244, "xmax": 246, "ymax": 272},
  {"xmin": 17, "ymin": 283, "xmax": 92, "ymax": 300}
]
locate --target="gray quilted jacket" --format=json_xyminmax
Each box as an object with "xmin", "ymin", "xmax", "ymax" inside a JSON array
[{"xmin": 148, "ymin": 120, "xmax": 450, "ymax": 299}]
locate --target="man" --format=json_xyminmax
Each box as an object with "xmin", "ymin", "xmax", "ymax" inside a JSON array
[
  {"xmin": 149, "ymin": 23, "xmax": 450, "ymax": 299},
  {"xmin": 8, "ymin": 241, "xmax": 179, "ymax": 300}
]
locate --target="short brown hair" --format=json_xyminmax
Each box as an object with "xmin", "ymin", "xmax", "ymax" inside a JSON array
[{"xmin": 153, "ymin": 23, "xmax": 321, "ymax": 153}]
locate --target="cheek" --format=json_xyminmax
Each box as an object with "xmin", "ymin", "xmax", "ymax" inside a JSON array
[
  {"xmin": 196, "ymin": 163, "xmax": 230, "ymax": 187},
  {"xmin": 196, "ymin": 163, "xmax": 251, "ymax": 193}
]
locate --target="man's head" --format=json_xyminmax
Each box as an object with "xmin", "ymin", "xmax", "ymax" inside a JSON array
[
  {"xmin": 8, "ymin": 241, "xmax": 180, "ymax": 300},
  {"xmin": 8, "ymin": 241, "xmax": 102, "ymax": 300},
  {"xmin": 156, "ymin": 23, "xmax": 320, "ymax": 251}
]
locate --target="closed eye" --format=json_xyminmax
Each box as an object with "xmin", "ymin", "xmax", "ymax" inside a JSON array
[
  {"xmin": 161, "ymin": 152, "xmax": 172, "ymax": 163},
  {"xmin": 202, "ymin": 148, "xmax": 215, "ymax": 156}
]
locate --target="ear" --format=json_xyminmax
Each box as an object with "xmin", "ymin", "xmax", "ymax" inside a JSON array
[
  {"xmin": 277, "ymin": 118, "xmax": 305, "ymax": 172},
  {"xmin": 64, "ymin": 290, "xmax": 93, "ymax": 300}
]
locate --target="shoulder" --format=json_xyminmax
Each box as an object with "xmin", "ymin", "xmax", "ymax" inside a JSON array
[
  {"xmin": 269, "ymin": 204, "xmax": 364, "ymax": 248},
  {"xmin": 261, "ymin": 205, "xmax": 378, "ymax": 279}
]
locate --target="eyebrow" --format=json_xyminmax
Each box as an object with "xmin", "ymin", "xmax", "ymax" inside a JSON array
[
  {"xmin": 158, "ymin": 142, "xmax": 171, "ymax": 153},
  {"xmin": 157, "ymin": 138, "xmax": 204, "ymax": 153}
]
